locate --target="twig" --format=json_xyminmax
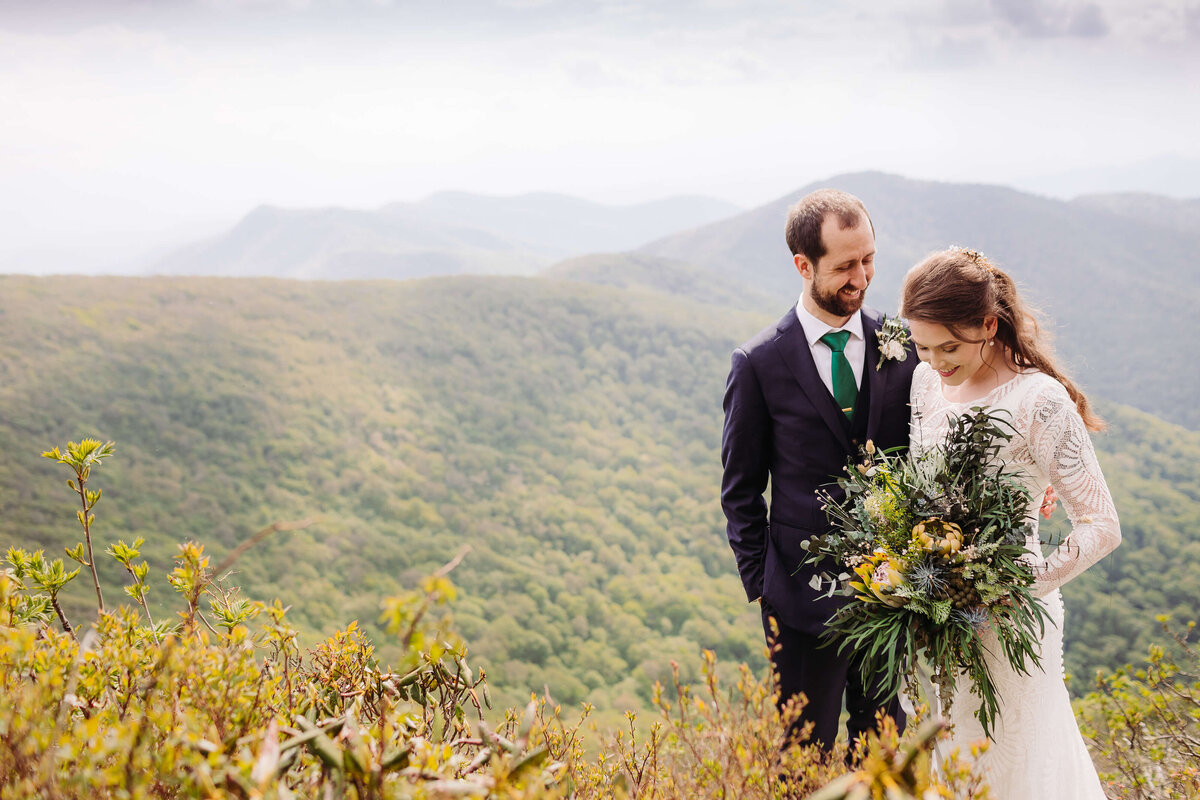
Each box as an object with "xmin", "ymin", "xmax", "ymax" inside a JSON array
[
  {"xmin": 434, "ymin": 546, "xmax": 471, "ymax": 578},
  {"xmin": 212, "ymin": 518, "xmax": 317, "ymax": 581},
  {"xmin": 49, "ymin": 595, "xmax": 76, "ymax": 641},
  {"xmin": 73, "ymin": 480, "xmax": 105, "ymax": 613}
]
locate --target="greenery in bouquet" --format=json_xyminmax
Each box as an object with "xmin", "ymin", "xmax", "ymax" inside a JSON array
[{"xmin": 801, "ymin": 408, "xmax": 1051, "ymax": 738}]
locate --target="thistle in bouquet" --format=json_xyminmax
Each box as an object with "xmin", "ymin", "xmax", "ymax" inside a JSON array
[{"xmin": 800, "ymin": 407, "xmax": 1051, "ymax": 738}]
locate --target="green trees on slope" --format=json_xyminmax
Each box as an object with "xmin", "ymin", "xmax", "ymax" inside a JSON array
[{"xmin": 0, "ymin": 276, "xmax": 767, "ymax": 717}]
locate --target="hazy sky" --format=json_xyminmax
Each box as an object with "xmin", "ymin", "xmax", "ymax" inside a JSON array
[{"xmin": 2, "ymin": 0, "xmax": 1198, "ymax": 271}]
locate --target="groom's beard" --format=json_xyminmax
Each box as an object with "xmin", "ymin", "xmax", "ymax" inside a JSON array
[{"xmin": 812, "ymin": 281, "xmax": 867, "ymax": 318}]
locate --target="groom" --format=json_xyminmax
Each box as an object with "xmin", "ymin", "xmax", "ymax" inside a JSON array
[{"xmin": 721, "ymin": 189, "xmax": 916, "ymax": 752}]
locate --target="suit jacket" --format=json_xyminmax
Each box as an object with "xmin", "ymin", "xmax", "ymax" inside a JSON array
[{"xmin": 721, "ymin": 305, "xmax": 917, "ymax": 635}]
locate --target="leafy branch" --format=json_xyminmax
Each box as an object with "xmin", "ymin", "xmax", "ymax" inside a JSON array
[{"xmin": 42, "ymin": 438, "xmax": 114, "ymax": 614}]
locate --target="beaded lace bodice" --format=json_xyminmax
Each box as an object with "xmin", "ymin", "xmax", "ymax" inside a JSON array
[{"xmin": 909, "ymin": 363, "xmax": 1121, "ymax": 596}]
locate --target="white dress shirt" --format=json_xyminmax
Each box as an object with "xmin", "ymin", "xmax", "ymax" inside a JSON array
[{"xmin": 794, "ymin": 300, "xmax": 866, "ymax": 397}]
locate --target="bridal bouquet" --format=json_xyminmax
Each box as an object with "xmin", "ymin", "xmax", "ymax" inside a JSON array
[{"xmin": 801, "ymin": 408, "xmax": 1050, "ymax": 737}]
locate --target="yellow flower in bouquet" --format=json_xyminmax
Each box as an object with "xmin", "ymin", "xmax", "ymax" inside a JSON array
[
  {"xmin": 912, "ymin": 518, "xmax": 963, "ymax": 556},
  {"xmin": 851, "ymin": 550, "xmax": 907, "ymax": 607}
]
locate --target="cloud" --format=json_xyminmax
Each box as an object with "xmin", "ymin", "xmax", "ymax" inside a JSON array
[
  {"xmin": 901, "ymin": 33, "xmax": 994, "ymax": 70},
  {"xmin": 989, "ymin": 0, "xmax": 1109, "ymax": 38},
  {"xmin": 495, "ymin": 0, "xmax": 558, "ymax": 8},
  {"xmin": 1091, "ymin": 1, "xmax": 1200, "ymax": 47},
  {"xmin": 564, "ymin": 58, "xmax": 628, "ymax": 88},
  {"xmin": 0, "ymin": 22, "xmax": 182, "ymax": 83},
  {"xmin": 1188, "ymin": 3, "xmax": 1200, "ymax": 39},
  {"xmin": 1065, "ymin": 3, "xmax": 1108, "ymax": 36}
]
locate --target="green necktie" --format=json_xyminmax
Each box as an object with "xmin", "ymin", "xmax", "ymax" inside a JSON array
[{"xmin": 819, "ymin": 330, "xmax": 857, "ymax": 421}]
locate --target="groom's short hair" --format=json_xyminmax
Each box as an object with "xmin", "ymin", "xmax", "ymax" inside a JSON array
[{"xmin": 785, "ymin": 189, "xmax": 873, "ymax": 266}]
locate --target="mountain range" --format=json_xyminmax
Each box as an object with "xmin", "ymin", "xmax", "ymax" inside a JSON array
[
  {"xmin": 630, "ymin": 172, "xmax": 1200, "ymax": 430},
  {"xmin": 147, "ymin": 172, "xmax": 1199, "ymax": 427},
  {"xmin": 148, "ymin": 192, "xmax": 741, "ymax": 279}
]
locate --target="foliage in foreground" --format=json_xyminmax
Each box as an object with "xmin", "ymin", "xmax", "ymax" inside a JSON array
[
  {"xmin": 1078, "ymin": 617, "xmax": 1200, "ymax": 799},
  {"xmin": 18, "ymin": 438, "xmax": 1200, "ymax": 798},
  {"xmin": 0, "ymin": 557, "xmax": 977, "ymax": 799},
  {"xmin": 0, "ymin": 438, "xmax": 985, "ymax": 798}
]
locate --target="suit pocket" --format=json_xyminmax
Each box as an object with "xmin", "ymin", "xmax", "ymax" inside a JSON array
[
  {"xmin": 768, "ymin": 520, "xmax": 824, "ymax": 581},
  {"xmin": 763, "ymin": 519, "xmax": 848, "ymax": 632}
]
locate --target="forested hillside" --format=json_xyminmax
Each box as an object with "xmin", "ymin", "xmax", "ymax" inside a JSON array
[
  {"xmin": 0, "ymin": 275, "xmax": 1195, "ymax": 716},
  {"xmin": 545, "ymin": 252, "xmax": 774, "ymax": 312},
  {"xmin": 0, "ymin": 275, "xmax": 765, "ymax": 717}
]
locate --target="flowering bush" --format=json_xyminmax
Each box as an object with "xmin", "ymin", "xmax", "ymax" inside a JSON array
[{"xmin": 1, "ymin": 440, "xmax": 539, "ymax": 798}]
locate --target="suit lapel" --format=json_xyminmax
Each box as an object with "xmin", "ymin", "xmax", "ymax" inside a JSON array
[
  {"xmin": 863, "ymin": 308, "xmax": 888, "ymax": 440},
  {"xmin": 773, "ymin": 309, "xmax": 852, "ymax": 451}
]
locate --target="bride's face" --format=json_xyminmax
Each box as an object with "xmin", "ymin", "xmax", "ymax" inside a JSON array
[{"xmin": 907, "ymin": 318, "xmax": 994, "ymax": 387}]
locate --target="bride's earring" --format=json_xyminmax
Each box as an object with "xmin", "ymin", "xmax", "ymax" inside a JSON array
[{"xmin": 988, "ymin": 339, "xmax": 995, "ymax": 347}]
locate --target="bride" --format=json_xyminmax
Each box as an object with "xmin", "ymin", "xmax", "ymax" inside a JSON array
[{"xmin": 899, "ymin": 247, "xmax": 1121, "ymax": 798}]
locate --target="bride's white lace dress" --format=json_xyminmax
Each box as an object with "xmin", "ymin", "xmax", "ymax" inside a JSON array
[{"xmin": 910, "ymin": 363, "xmax": 1121, "ymax": 799}]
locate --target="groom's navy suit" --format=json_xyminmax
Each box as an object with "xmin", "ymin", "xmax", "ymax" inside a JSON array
[{"xmin": 721, "ymin": 304, "xmax": 916, "ymax": 750}]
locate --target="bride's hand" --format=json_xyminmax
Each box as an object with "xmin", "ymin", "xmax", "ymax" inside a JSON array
[{"xmin": 1039, "ymin": 486, "xmax": 1058, "ymax": 520}]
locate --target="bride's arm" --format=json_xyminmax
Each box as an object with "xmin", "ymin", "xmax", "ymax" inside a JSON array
[{"xmin": 1024, "ymin": 379, "xmax": 1122, "ymax": 596}]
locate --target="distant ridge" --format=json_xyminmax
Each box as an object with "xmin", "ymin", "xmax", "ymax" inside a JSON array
[
  {"xmin": 148, "ymin": 193, "xmax": 742, "ymax": 280},
  {"xmin": 1018, "ymin": 154, "xmax": 1200, "ymax": 200},
  {"xmin": 398, "ymin": 192, "xmax": 742, "ymax": 255},
  {"xmin": 1070, "ymin": 192, "xmax": 1200, "ymax": 235}
]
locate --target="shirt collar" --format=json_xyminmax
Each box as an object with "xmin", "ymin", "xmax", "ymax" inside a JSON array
[{"xmin": 794, "ymin": 299, "xmax": 864, "ymax": 348}]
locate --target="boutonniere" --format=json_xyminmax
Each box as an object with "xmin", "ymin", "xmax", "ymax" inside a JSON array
[{"xmin": 876, "ymin": 315, "xmax": 911, "ymax": 370}]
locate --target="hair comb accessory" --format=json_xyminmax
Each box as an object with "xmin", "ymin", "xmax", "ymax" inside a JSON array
[{"xmin": 949, "ymin": 245, "xmax": 997, "ymax": 274}]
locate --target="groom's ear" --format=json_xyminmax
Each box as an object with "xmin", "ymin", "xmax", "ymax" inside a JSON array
[{"xmin": 794, "ymin": 253, "xmax": 815, "ymax": 280}]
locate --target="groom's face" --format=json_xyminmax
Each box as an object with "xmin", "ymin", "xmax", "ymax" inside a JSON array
[{"xmin": 803, "ymin": 214, "xmax": 875, "ymax": 320}]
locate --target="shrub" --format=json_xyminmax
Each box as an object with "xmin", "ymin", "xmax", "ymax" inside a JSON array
[
  {"xmin": 2, "ymin": 439, "xmax": 979, "ymax": 798},
  {"xmin": 1078, "ymin": 617, "xmax": 1200, "ymax": 799}
]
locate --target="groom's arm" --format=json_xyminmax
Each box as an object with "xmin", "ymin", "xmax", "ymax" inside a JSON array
[{"xmin": 721, "ymin": 348, "xmax": 771, "ymax": 603}]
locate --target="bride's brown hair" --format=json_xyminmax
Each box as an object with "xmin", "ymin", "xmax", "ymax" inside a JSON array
[{"xmin": 900, "ymin": 247, "xmax": 1104, "ymax": 431}]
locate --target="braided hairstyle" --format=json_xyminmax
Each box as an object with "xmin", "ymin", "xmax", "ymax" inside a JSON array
[{"xmin": 900, "ymin": 247, "xmax": 1104, "ymax": 431}]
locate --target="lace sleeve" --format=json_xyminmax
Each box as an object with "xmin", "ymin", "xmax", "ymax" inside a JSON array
[{"xmin": 1023, "ymin": 379, "xmax": 1121, "ymax": 597}]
